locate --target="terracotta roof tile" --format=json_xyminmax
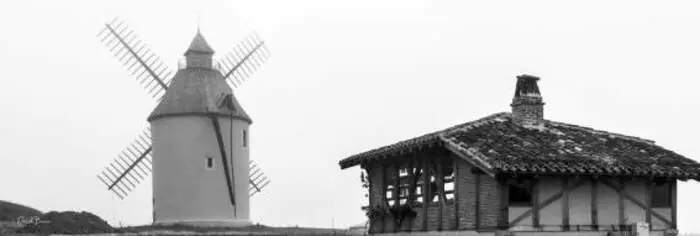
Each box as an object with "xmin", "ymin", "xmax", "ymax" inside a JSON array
[{"xmin": 339, "ymin": 113, "xmax": 700, "ymax": 180}]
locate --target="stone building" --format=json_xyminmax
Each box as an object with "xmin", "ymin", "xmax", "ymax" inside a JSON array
[{"xmin": 338, "ymin": 75, "xmax": 700, "ymax": 236}]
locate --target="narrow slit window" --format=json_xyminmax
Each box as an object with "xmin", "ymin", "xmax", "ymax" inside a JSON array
[
  {"xmin": 206, "ymin": 157, "xmax": 214, "ymax": 169},
  {"xmin": 242, "ymin": 129, "xmax": 248, "ymax": 148}
]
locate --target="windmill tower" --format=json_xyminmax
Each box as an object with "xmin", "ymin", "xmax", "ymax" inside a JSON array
[{"xmin": 95, "ymin": 17, "xmax": 271, "ymax": 227}]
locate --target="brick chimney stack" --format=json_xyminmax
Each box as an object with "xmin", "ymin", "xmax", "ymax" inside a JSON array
[{"xmin": 511, "ymin": 74, "xmax": 544, "ymax": 125}]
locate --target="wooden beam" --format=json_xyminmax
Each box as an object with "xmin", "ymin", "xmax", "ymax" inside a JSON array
[
  {"xmin": 591, "ymin": 179, "xmax": 598, "ymax": 230},
  {"xmin": 619, "ymin": 178, "xmax": 625, "ymax": 226},
  {"xmin": 475, "ymin": 169, "xmax": 481, "ymax": 231},
  {"xmin": 671, "ymin": 180, "xmax": 677, "ymax": 229},
  {"xmin": 209, "ymin": 116, "xmax": 237, "ymax": 208},
  {"xmin": 645, "ymin": 179, "xmax": 652, "ymax": 226},
  {"xmin": 422, "ymin": 156, "xmax": 429, "ymax": 231},
  {"xmin": 562, "ymin": 177, "xmax": 569, "ymax": 230},
  {"xmin": 510, "ymin": 178, "xmax": 586, "ymax": 226},
  {"xmin": 600, "ymin": 179, "xmax": 673, "ymax": 226},
  {"xmin": 453, "ymin": 157, "xmax": 460, "ymax": 230},
  {"xmin": 532, "ymin": 178, "xmax": 539, "ymax": 228}
]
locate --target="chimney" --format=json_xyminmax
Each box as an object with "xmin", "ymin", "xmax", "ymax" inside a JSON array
[{"xmin": 511, "ymin": 74, "xmax": 544, "ymax": 125}]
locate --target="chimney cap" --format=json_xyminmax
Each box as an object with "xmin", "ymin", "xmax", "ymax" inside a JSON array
[{"xmin": 514, "ymin": 74, "xmax": 542, "ymax": 98}]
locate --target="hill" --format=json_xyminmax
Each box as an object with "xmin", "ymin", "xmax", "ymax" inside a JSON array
[{"xmin": 0, "ymin": 200, "xmax": 42, "ymax": 221}]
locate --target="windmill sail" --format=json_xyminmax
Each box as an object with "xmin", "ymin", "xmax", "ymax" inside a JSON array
[
  {"xmin": 97, "ymin": 17, "xmax": 172, "ymax": 99},
  {"xmin": 248, "ymin": 160, "xmax": 271, "ymax": 197},
  {"xmin": 97, "ymin": 128, "xmax": 153, "ymax": 199},
  {"xmin": 215, "ymin": 32, "xmax": 271, "ymax": 89}
]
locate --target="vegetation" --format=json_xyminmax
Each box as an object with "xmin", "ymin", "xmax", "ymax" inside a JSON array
[{"xmin": 0, "ymin": 200, "xmax": 42, "ymax": 222}]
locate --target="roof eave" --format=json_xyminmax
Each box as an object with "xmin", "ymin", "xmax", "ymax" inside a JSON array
[{"xmin": 338, "ymin": 138, "xmax": 443, "ymax": 169}]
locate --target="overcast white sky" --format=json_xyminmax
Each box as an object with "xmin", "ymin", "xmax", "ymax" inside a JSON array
[{"xmin": 1, "ymin": 0, "xmax": 700, "ymax": 233}]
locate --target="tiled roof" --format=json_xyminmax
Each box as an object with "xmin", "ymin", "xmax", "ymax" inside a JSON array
[{"xmin": 338, "ymin": 113, "xmax": 700, "ymax": 180}]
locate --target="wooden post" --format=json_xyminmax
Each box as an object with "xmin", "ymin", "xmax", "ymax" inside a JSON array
[
  {"xmin": 645, "ymin": 179, "xmax": 652, "ymax": 225},
  {"xmin": 407, "ymin": 159, "xmax": 414, "ymax": 232},
  {"xmin": 453, "ymin": 158, "xmax": 460, "ymax": 230},
  {"xmin": 422, "ymin": 156, "xmax": 429, "ymax": 231},
  {"xmin": 591, "ymin": 178, "xmax": 598, "ymax": 230},
  {"xmin": 532, "ymin": 177, "xmax": 539, "ymax": 228},
  {"xmin": 394, "ymin": 164, "xmax": 400, "ymax": 233},
  {"xmin": 498, "ymin": 176, "xmax": 509, "ymax": 230},
  {"xmin": 671, "ymin": 180, "xmax": 677, "ymax": 229},
  {"xmin": 381, "ymin": 163, "xmax": 387, "ymax": 233},
  {"xmin": 367, "ymin": 166, "xmax": 374, "ymax": 233},
  {"xmin": 436, "ymin": 158, "xmax": 444, "ymax": 231},
  {"xmin": 619, "ymin": 178, "xmax": 626, "ymax": 227},
  {"xmin": 562, "ymin": 177, "xmax": 570, "ymax": 231},
  {"xmin": 475, "ymin": 170, "xmax": 481, "ymax": 231}
]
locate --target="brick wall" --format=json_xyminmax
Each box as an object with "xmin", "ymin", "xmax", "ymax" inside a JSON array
[
  {"xmin": 478, "ymin": 173, "xmax": 501, "ymax": 230},
  {"xmin": 411, "ymin": 206, "xmax": 424, "ymax": 231},
  {"xmin": 456, "ymin": 158, "xmax": 477, "ymax": 229},
  {"xmin": 442, "ymin": 203, "xmax": 456, "ymax": 230},
  {"xmin": 426, "ymin": 205, "xmax": 440, "ymax": 231},
  {"xmin": 511, "ymin": 102, "xmax": 543, "ymax": 122}
]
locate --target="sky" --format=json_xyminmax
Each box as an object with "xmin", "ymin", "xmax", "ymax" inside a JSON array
[{"xmin": 1, "ymin": 0, "xmax": 700, "ymax": 233}]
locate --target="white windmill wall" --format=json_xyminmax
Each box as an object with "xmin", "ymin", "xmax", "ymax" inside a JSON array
[{"xmin": 151, "ymin": 115, "xmax": 251, "ymax": 226}]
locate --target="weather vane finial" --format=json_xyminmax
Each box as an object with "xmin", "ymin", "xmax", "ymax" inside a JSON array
[{"xmin": 196, "ymin": 10, "xmax": 201, "ymax": 33}]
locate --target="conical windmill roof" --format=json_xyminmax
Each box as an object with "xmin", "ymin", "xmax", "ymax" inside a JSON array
[
  {"xmin": 185, "ymin": 30, "xmax": 215, "ymax": 55},
  {"xmin": 147, "ymin": 68, "xmax": 251, "ymax": 123}
]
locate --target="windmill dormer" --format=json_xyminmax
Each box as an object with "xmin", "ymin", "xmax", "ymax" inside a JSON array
[{"xmin": 184, "ymin": 30, "xmax": 215, "ymax": 69}]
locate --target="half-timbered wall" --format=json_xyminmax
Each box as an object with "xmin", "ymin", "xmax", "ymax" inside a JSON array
[
  {"xmin": 365, "ymin": 147, "xmax": 503, "ymax": 234},
  {"xmin": 506, "ymin": 176, "xmax": 676, "ymax": 233},
  {"xmin": 365, "ymin": 148, "xmax": 676, "ymax": 235}
]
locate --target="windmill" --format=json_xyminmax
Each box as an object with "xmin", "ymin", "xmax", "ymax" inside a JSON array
[{"xmin": 95, "ymin": 17, "xmax": 271, "ymax": 226}]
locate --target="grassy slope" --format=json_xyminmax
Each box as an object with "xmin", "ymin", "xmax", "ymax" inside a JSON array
[
  {"xmin": 119, "ymin": 224, "xmax": 363, "ymax": 235},
  {"xmin": 0, "ymin": 200, "xmax": 42, "ymax": 222}
]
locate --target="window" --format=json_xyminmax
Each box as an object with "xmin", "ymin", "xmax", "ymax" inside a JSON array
[
  {"xmin": 411, "ymin": 165, "xmax": 424, "ymax": 205},
  {"xmin": 429, "ymin": 174, "xmax": 439, "ymax": 203},
  {"xmin": 428, "ymin": 158, "xmax": 455, "ymax": 203},
  {"xmin": 206, "ymin": 157, "xmax": 214, "ymax": 169},
  {"xmin": 386, "ymin": 185, "xmax": 395, "ymax": 206},
  {"xmin": 385, "ymin": 165, "xmax": 397, "ymax": 207},
  {"xmin": 508, "ymin": 179, "xmax": 532, "ymax": 206},
  {"xmin": 382, "ymin": 158, "xmax": 456, "ymax": 206},
  {"xmin": 242, "ymin": 129, "xmax": 248, "ymax": 148},
  {"xmin": 651, "ymin": 180, "xmax": 672, "ymax": 207},
  {"xmin": 442, "ymin": 161, "xmax": 455, "ymax": 202}
]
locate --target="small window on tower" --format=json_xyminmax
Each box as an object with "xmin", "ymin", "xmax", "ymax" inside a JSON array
[
  {"xmin": 243, "ymin": 129, "xmax": 248, "ymax": 147},
  {"xmin": 206, "ymin": 157, "xmax": 214, "ymax": 169}
]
